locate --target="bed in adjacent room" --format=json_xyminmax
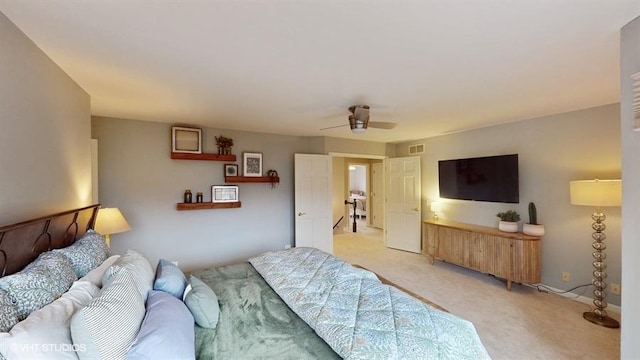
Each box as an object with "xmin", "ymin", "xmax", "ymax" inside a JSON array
[{"xmin": 0, "ymin": 205, "xmax": 491, "ymax": 359}]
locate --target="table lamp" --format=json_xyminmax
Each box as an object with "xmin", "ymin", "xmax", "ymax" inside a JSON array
[
  {"xmin": 95, "ymin": 207, "xmax": 132, "ymax": 247},
  {"xmin": 569, "ymin": 179, "xmax": 621, "ymax": 328},
  {"xmin": 430, "ymin": 201, "xmax": 441, "ymax": 220}
]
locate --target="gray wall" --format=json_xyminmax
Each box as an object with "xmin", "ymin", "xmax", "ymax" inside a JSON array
[
  {"xmin": 92, "ymin": 116, "xmax": 312, "ymax": 271},
  {"xmin": 621, "ymin": 15, "xmax": 640, "ymax": 359},
  {"xmin": 0, "ymin": 12, "xmax": 91, "ymax": 224},
  {"xmin": 310, "ymin": 136, "xmax": 390, "ymax": 156},
  {"xmin": 396, "ymin": 104, "xmax": 622, "ymax": 305},
  {"xmin": 92, "ymin": 116, "xmax": 389, "ymax": 271},
  {"xmin": 349, "ymin": 165, "xmax": 366, "ymax": 192}
]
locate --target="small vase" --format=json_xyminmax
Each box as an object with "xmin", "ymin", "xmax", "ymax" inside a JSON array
[
  {"xmin": 523, "ymin": 223, "xmax": 545, "ymax": 236},
  {"xmin": 498, "ymin": 221, "xmax": 518, "ymax": 233}
]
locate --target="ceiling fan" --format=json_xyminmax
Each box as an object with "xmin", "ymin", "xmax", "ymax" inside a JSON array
[{"xmin": 320, "ymin": 105, "xmax": 398, "ymax": 133}]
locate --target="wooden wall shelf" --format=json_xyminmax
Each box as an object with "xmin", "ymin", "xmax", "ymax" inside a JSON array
[
  {"xmin": 171, "ymin": 152, "xmax": 236, "ymax": 161},
  {"xmin": 177, "ymin": 202, "xmax": 241, "ymax": 211},
  {"xmin": 225, "ymin": 176, "xmax": 280, "ymax": 183}
]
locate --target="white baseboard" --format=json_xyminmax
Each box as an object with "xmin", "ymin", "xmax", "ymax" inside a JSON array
[{"xmin": 526, "ymin": 284, "xmax": 620, "ymax": 314}]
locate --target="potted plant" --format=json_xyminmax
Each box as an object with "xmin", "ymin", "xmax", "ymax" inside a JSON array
[
  {"xmin": 496, "ymin": 210, "xmax": 520, "ymax": 232},
  {"xmin": 523, "ymin": 202, "xmax": 545, "ymax": 236}
]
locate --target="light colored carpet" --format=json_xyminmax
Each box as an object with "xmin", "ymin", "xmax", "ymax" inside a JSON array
[{"xmin": 333, "ymin": 226, "xmax": 620, "ymax": 360}]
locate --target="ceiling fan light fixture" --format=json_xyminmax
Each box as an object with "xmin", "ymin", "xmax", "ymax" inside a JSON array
[{"xmin": 348, "ymin": 115, "xmax": 368, "ymax": 133}]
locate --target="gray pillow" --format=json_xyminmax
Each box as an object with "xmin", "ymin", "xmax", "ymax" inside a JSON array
[
  {"xmin": 153, "ymin": 259, "xmax": 187, "ymax": 299},
  {"xmin": 184, "ymin": 275, "xmax": 220, "ymax": 329}
]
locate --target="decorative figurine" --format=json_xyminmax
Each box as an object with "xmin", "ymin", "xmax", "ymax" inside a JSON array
[{"xmin": 215, "ymin": 136, "xmax": 233, "ymax": 155}]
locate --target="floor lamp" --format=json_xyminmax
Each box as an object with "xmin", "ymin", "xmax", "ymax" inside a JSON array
[
  {"xmin": 569, "ymin": 179, "xmax": 622, "ymax": 328},
  {"xmin": 95, "ymin": 207, "xmax": 132, "ymax": 248}
]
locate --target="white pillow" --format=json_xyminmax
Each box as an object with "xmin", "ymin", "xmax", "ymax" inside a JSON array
[
  {"xmin": 0, "ymin": 281, "xmax": 100, "ymax": 360},
  {"xmin": 78, "ymin": 255, "xmax": 120, "ymax": 288},
  {"xmin": 101, "ymin": 250, "xmax": 153, "ymax": 299}
]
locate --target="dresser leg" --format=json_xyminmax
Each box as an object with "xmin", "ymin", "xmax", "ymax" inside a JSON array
[{"xmin": 507, "ymin": 280, "xmax": 512, "ymax": 291}]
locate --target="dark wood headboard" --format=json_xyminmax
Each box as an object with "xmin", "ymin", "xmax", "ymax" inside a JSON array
[{"xmin": 0, "ymin": 204, "xmax": 100, "ymax": 277}]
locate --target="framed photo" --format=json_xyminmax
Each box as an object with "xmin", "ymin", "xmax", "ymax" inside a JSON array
[
  {"xmin": 224, "ymin": 164, "xmax": 238, "ymax": 177},
  {"xmin": 172, "ymin": 126, "xmax": 202, "ymax": 154},
  {"xmin": 243, "ymin": 152, "xmax": 263, "ymax": 177},
  {"xmin": 211, "ymin": 185, "xmax": 239, "ymax": 203}
]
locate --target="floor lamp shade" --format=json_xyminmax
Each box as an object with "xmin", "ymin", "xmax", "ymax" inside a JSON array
[
  {"xmin": 569, "ymin": 179, "xmax": 621, "ymax": 328},
  {"xmin": 569, "ymin": 179, "xmax": 622, "ymax": 207},
  {"xmin": 95, "ymin": 208, "xmax": 131, "ymax": 247}
]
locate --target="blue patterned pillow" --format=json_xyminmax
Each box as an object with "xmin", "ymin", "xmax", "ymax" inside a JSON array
[
  {"xmin": 53, "ymin": 230, "xmax": 109, "ymax": 278},
  {"xmin": 0, "ymin": 252, "xmax": 76, "ymax": 320},
  {"xmin": 0, "ymin": 289, "xmax": 19, "ymax": 331},
  {"xmin": 26, "ymin": 252, "xmax": 77, "ymax": 294}
]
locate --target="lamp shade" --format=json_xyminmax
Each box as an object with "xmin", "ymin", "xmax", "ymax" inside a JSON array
[
  {"xmin": 569, "ymin": 179, "xmax": 622, "ymax": 207},
  {"xmin": 95, "ymin": 208, "xmax": 132, "ymax": 235}
]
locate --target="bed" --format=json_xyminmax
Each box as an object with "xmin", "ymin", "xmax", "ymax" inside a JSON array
[{"xmin": 0, "ymin": 205, "xmax": 491, "ymax": 359}]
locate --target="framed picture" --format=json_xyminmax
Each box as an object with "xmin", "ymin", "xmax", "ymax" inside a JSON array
[
  {"xmin": 224, "ymin": 164, "xmax": 238, "ymax": 177},
  {"xmin": 243, "ymin": 152, "xmax": 263, "ymax": 177},
  {"xmin": 172, "ymin": 126, "xmax": 202, "ymax": 154},
  {"xmin": 211, "ymin": 185, "xmax": 239, "ymax": 203}
]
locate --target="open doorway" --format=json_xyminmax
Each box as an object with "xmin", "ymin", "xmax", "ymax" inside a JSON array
[
  {"xmin": 346, "ymin": 164, "xmax": 368, "ymax": 233},
  {"xmin": 331, "ymin": 156, "xmax": 383, "ymax": 236},
  {"xmin": 332, "ymin": 156, "xmax": 383, "ymax": 253}
]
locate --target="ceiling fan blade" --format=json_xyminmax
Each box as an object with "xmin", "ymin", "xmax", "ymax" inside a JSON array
[
  {"xmin": 368, "ymin": 121, "xmax": 397, "ymax": 130},
  {"xmin": 320, "ymin": 124, "xmax": 349, "ymax": 131}
]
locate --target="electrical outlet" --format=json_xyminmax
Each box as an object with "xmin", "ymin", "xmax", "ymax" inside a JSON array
[
  {"xmin": 611, "ymin": 283, "xmax": 621, "ymax": 295},
  {"xmin": 562, "ymin": 272, "xmax": 571, "ymax": 282}
]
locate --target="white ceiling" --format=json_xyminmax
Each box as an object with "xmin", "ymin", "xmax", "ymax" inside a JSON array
[{"xmin": 1, "ymin": 1, "xmax": 638, "ymax": 143}]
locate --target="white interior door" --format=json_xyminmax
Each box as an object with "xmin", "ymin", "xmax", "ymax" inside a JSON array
[
  {"xmin": 372, "ymin": 162, "xmax": 384, "ymax": 229},
  {"xmin": 384, "ymin": 156, "xmax": 421, "ymax": 253},
  {"xmin": 294, "ymin": 154, "xmax": 333, "ymax": 254}
]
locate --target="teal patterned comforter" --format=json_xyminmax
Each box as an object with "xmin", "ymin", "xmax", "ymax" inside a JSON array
[
  {"xmin": 190, "ymin": 262, "xmax": 340, "ymax": 360},
  {"xmin": 249, "ymin": 247, "xmax": 492, "ymax": 360}
]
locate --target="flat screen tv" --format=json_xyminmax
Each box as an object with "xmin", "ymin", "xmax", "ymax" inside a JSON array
[{"xmin": 438, "ymin": 154, "xmax": 519, "ymax": 203}]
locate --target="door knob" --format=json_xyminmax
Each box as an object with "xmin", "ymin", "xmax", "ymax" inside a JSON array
[
  {"xmin": 298, "ymin": 211, "xmax": 306, "ymax": 216},
  {"xmin": 413, "ymin": 208, "xmax": 420, "ymax": 212}
]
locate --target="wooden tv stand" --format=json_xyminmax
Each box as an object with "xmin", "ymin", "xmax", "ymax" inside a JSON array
[{"xmin": 422, "ymin": 219, "xmax": 541, "ymax": 290}]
